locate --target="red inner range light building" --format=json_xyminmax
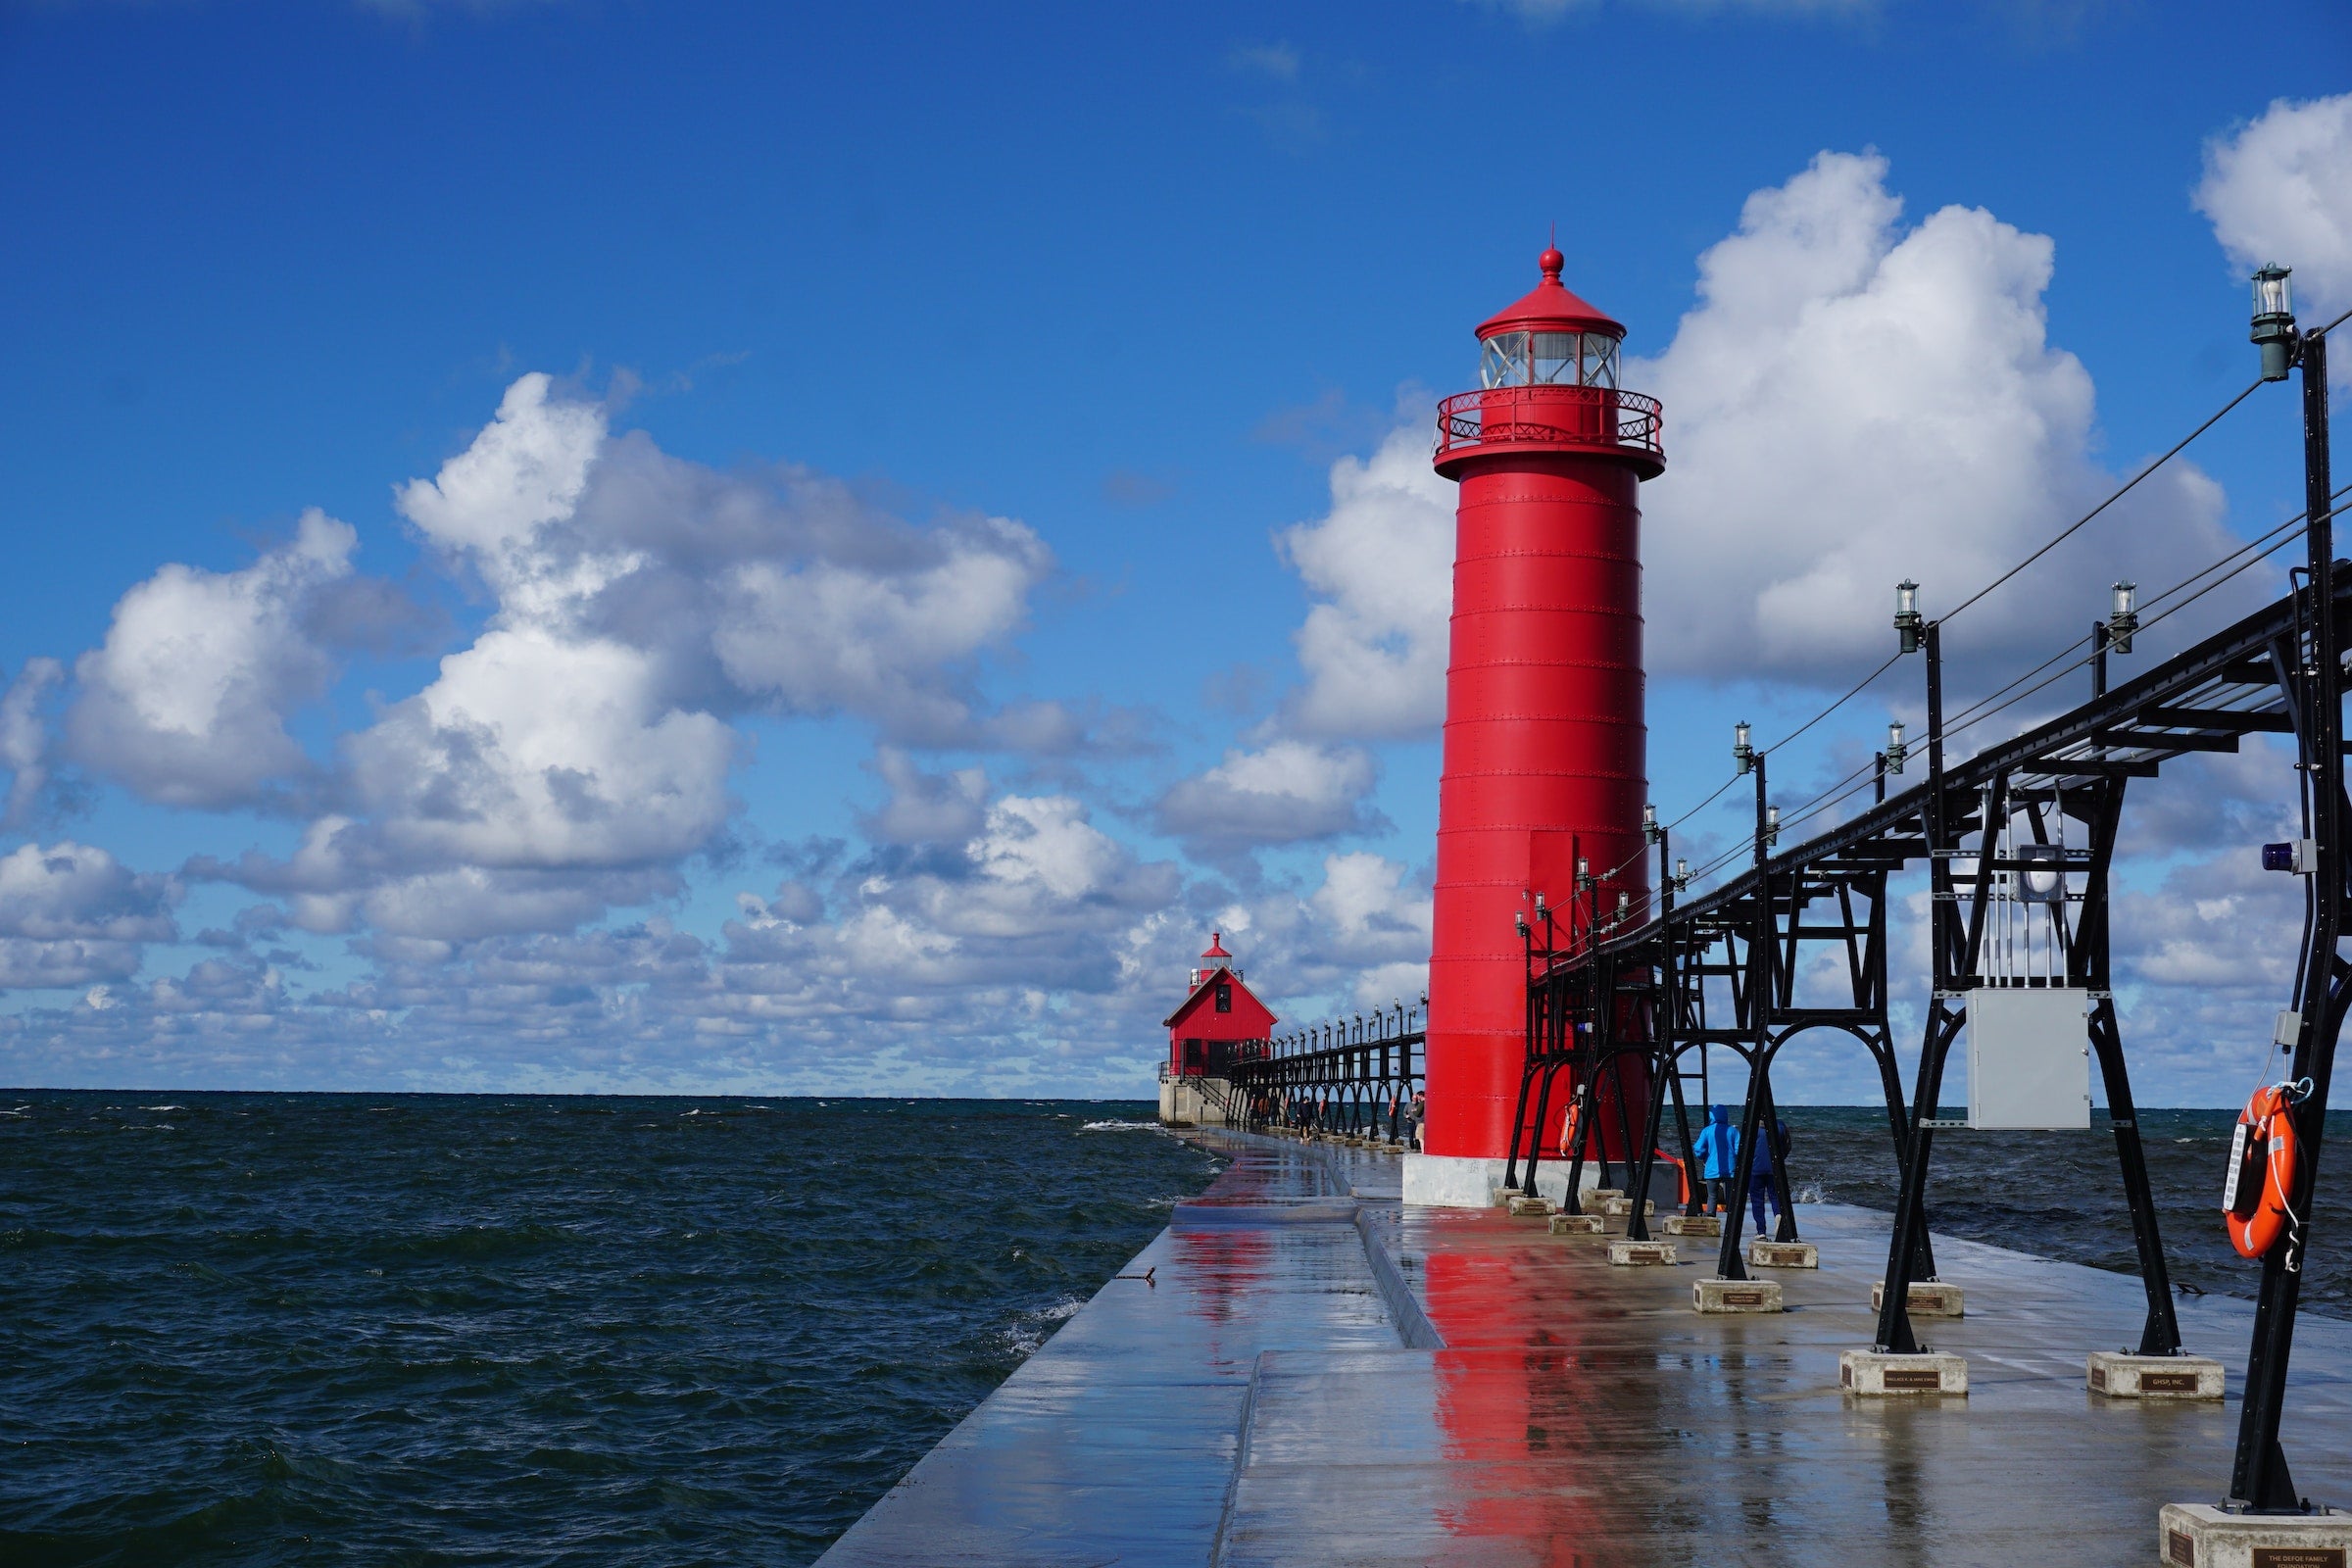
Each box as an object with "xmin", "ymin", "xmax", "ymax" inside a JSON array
[
  {"xmin": 1163, "ymin": 932, "xmax": 1277, "ymax": 1078},
  {"xmin": 1406, "ymin": 247, "xmax": 1666, "ymax": 1205}
]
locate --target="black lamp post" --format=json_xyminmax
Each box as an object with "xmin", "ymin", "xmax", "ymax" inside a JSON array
[{"xmin": 2231, "ymin": 264, "xmax": 2343, "ymax": 1514}]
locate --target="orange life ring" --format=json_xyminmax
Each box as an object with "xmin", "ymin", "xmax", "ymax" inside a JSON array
[{"xmin": 2227, "ymin": 1084, "xmax": 2299, "ymax": 1259}]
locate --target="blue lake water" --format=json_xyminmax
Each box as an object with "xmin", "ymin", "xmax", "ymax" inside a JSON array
[
  {"xmin": 2, "ymin": 1092, "xmax": 2344, "ymax": 1564},
  {"xmin": 0, "ymin": 1094, "xmax": 1222, "ymax": 1566}
]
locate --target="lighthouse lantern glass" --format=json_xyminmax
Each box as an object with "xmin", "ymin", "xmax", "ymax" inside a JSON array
[
  {"xmin": 1582, "ymin": 334, "xmax": 1620, "ymax": 388},
  {"xmin": 1480, "ymin": 330, "xmax": 1622, "ymax": 389},
  {"xmin": 1481, "ymin": 333, "xmax": 1525, "ymax": 388}
]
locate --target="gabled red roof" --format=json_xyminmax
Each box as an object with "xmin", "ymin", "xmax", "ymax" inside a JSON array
[
  {"xmin": 1162, "ymin": 966, "xmax": 1277, "ymax": 1030},
  {"xmin": 1476, "ymin": 246, "xmax": 1624, "ymax": 341}
]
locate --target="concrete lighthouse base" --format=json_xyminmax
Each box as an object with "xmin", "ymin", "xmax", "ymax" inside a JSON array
[{"xmin": 1403, "ymin": 1152, "xmax": 1568, "ymax": 1208}]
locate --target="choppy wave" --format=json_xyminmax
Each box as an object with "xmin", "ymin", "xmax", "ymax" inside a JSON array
[
  {"xmin": 1078, "ymin": 1118, "xmax": 1163, "ymax": 1133},
  {"xmin": 0, "ymin": 1091, "xmax": 1219, "ymax": 1565},
  {"xmin": 1780, "ymin": 1105, "xmax": 2352, "ymax": 1313}
]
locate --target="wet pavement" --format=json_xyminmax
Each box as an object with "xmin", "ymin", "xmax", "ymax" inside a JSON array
[{"xmin": 818, "ymin": 1130, "xmax": 2352, "ymax": 1566}]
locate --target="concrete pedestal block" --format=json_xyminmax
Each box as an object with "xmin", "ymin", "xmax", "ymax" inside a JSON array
[
  {"xmin": 1839, "ymin": 1349, "xmax": 1967, "ymax": 1396},
  {"xmin": 1505, "ymin": 1195, "xmax": 1555, "ymax": 1217},
  {"xmin": 1548, "ymin": 1213, "xmax": 1603, "ymax": 1236},
  {"xmin": 1662, "ymin": 1214, "xmax": 1722, "ymax": 1237},
  {"xmin": 1600, "ymin": 1197, "xmax": 1655, "ymax": 1218},
  {"xmin": 1406, "ymin": 1153, "xmax": 1566, "ymax": 1209},
  {"xmin": 1607, "ymin": 1240, "xmax": 1677, "ymax": 1266},
  {"xmin": 2088, "ymin": 1352, "xmax": 2224, "ymax": 1400},
  {"xmin": 2160, "ymin": 1502, "xmax": 2352, "ymax": 1567},
  {"xmin": 1580, "ymin": 1187, "xmax": 1623, "ymax": 1210},
  {"xmin": 1693, "ymin": 1277, "xmax": 1783, "ymax": 1313},
  {"xmin": 1872, "ymin": 1279, "xmax": 1964, "ymax": 1317},
  {"xmin": 1748, "ymin": 1240, "xmax": 1819, "ymax": 1269}
]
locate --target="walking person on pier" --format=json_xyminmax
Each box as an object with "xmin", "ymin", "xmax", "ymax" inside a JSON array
[
  {"xmin": 1693, "ymin": 1104, "xmax": 1738, "ymax": 1215},
  {"xmin": 1746, "ymin": 1114, "xmax": 1790, "ymax": 1234}
]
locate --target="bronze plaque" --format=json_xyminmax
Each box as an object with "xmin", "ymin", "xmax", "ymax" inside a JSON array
[
  {"xmin": 1905, "ymin": 1289, "xmax": 1943, "ymax": 1306},
  {"xmin": 2251, "ymin": 1550, "xmax": 2346, "ymax": 1568},
  {"xmin": 1883, "ymin": 1368, "xmax": 1945, "ymax": 1390},
  {"xmin": 2142, "ymin": 1372, "xmax": 2204, "ymax": 1394},
  {"xmin": 2090, "ymin": 1365, "xmax": 2109, "ymax": 1392},
  {"xmin": 2168, "ymin": 1528, "xmax": 2194, "ymax": 1566},
  {"xmin": 1839, "ymin": 1362, "xmax": 1853, "ymax": 1388},
  {"xmin": 1724, "ymin": 1291, "xmax": 1765, "ymax": 1305}
]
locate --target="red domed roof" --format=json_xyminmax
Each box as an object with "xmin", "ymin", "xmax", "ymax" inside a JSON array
[
  {"xmin": 1476, "ymin": 245, "xmax": 1624, "ymax": 341},
  {"xmin": 1200, "ymin": 931, "xmax": 1233, "ymax": 960}
]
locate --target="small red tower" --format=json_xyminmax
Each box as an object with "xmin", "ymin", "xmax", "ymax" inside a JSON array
[
  {"xmin": 1163, "ymin": 932, "xmax": 1277, "ymax": 1076},
  {"xmin": 1413, "ymin": 247, "xmax": 1665, "ymax": 1200}
]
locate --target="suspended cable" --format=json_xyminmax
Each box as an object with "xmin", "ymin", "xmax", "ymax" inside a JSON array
[{"xmin": 1940, "ymin": 377, "xmax": 2265, "ymax": 625}]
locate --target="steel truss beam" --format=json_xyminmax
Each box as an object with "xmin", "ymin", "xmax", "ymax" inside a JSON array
[{"xmin": 1525, "ymin": 515, "xmax": 2352, "ymax": 1495}]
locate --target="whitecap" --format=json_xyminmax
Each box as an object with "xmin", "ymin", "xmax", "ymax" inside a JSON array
[
  {"xmin": 140, "ymin": 1104, "xmax": 186, "ymax": 1112},
  {"xmin": 1079, "ymin": 1119, "xmax": 1163, "ymax": 1133}
]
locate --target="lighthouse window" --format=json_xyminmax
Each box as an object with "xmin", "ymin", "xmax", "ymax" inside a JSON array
[
  {"xmin": 1480, "ymin": 331, "xmax": 1527, "ymax": 388},
  {"xmin": 1215, "ymin": 981, "xmax": 1233, "ymax": 1013},
  {"xmin": 1481, "ymin": 330, "xmax": 1620, "ymax": 388},
  {"xmin": 1582, "ymin": 333, "xmax": 1620, "ymax": 388},
  {"xmin": 1531, "ymin": 332, "xmax": 1578, "ymax": 384}
]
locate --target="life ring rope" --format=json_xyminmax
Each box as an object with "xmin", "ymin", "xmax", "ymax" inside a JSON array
[{"xmin": 2227, "ymin": 1079, "xmax": 2311, "ymax": 1263}]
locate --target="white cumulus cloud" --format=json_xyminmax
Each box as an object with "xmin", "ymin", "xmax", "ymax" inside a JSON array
[
  {"xmin": 2197, "ymin": 92, "xmax": 2352, "ymax": 321},
  {"xmin": 1154, "ymin": 740, "xmax": 1386, "ymax": 852},
  {"xmin": 1636, "ymin": 150, "xmax": 2244, "ymax": 683},
  {"xmin": 68, "ymin": 509, "xmax": 357, "ymax": 809},
  {"xmin": 0, "ymin": 841, "xmax": 177, "ymax": 989},
  {"xmin": 1279, "ymin": 425, "xmax": 1456, "ymax": 738}
]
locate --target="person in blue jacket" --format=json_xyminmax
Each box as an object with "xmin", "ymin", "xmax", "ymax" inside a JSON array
[
  {"xmin": 1746, "ymin": 1114, "xmax": 1791, "ymax": 1233},
  {"xmin": 1692, "ymin": 1104, "xmax": 1738, "ymax": 1214}
]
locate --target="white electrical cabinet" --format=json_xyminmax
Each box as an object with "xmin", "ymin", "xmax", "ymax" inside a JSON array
[{"xmin": 1966, "ymin": 986, "xmax": 2091, "ymax": 1130}]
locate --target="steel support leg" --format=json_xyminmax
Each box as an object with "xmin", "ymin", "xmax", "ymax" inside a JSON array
[{"xmin": 2088, "ymin": 996, "xmax": 2181, "ymax": 1356}]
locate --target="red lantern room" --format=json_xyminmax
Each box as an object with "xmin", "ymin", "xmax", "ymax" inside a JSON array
[
  {"xmin": 1164, "ymin": 932, "xmax": 1277, "ymax": 1077},
  {"xmin": 1413, "ymin": 246, "xmax": 1665, "ymax": 1203}
]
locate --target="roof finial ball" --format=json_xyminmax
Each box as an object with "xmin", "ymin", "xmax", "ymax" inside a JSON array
[{"xmin": 1539, "ymin": 244, "xmax": 1565, "ymax": 281}]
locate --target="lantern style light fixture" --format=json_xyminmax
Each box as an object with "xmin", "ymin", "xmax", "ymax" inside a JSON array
[
  {"xmin": 1575, "ymin": 856, "xmax": 1592, "ymax": 889},
  {"xmin": 1642, "ymin": 802, "xmax": 1660, "ymax": 843},
  {"xmin": 1733, "ymin": 720, "xmax": 1755, "ymax": 774},
  {"xmin": 1534, "ymin": 891, "xmax": 1547, "ymax": 919},
  {"xmin": 2108, "ymin": 581, "xmax": 2138, "ymax": 655},
  {"xmin": 2251, "ymin": 265, "xmax": 2297, "ymax": 382},
  {"xmin": 1515, "ymin": 911, "xmax": 1529, "ymax": 938},
  {"xmin": 1894, "ymin": 579, "xmax": 1924, "ymax": 654},
  {"xmin": 1674, "ymin": 857, "xmax": 1691, "ymax": 890},
  {"xmin": 1614, "ymin": 890, "xmax": 1631, "ymax": 922},
  {"xmin": 1886, "ymin": 720, "xmax": 1908, "ymax": 774},
  {"xmin": 1764, "ymin": 804, "xmax": 1782, "ymax": 850}
]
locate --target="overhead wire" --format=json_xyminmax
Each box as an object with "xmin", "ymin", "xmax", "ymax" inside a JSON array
[
  {"xmin": 1671, "ymin": 487, "xmax": 2352, "ymax": 901},
  {"xmin": 1583, "ymin": 320, "xmax": 2345, "ymax": 917},
  {"xmin": 1939, "ymin": 377, "xmax": 2266, "ymax": 625}
]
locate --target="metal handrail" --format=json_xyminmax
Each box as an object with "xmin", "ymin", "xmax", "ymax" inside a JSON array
[{"xmin": 1434, "ymin": 384, "xmax": 1664, "ymax": 463}]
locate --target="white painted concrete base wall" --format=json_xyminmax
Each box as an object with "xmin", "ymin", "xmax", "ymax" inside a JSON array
[{"xmin": 1402, "ymin": 1152, "xmax": 1569, "ymax": 1207}]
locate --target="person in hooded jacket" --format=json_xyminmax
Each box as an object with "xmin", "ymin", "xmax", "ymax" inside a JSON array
[
  {"xmin": 1746, "ymin": 1113, "xmax": 1790, "ymax": 1234},
  {"xmin": 1691, "ymin": 1103, "xmax": 1738, "ymax": 1215}
]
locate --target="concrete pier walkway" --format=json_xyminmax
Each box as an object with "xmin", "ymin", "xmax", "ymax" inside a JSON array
[{"xmin": 817, "ymin": 1131, "xmax": 2352, "ymax": 1566}]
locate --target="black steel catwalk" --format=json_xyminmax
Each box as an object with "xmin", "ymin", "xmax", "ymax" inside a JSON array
[{"xmin": 1515, "ymin": 331, "xmax": 2337, "ymax": 1511}]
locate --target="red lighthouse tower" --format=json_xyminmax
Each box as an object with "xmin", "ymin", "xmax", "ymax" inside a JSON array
[{"xmin": 1408, "ymin": 247, "xmax": 1666, "ymax": 1204}]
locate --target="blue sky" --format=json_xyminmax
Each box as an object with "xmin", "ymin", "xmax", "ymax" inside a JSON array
[{"xmin": 0, "ymin": 0, "xmax": 2346, "ymax": 1102}]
